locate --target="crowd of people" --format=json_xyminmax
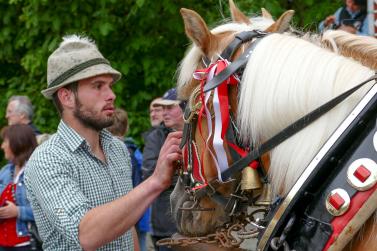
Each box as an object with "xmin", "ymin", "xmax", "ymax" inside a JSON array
[{"xmin": 0, "ymin": 1, "xmax": 374, "ymax": 250}]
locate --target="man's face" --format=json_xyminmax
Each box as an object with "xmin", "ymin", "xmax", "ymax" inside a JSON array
[
  {"xmin": 6, "ymin": 100, "xmax": 24, "ymax": 125},
  {"xmin": 150, "ymin": 105, "xmax": 163, "ymax": 127},
  {"xmin": 162, "ymin": 104, "xmax": 184, "ymax": 131},
  {"xmin": 72, "ymin": 74, "xmax": 116, "ymax": 131}
]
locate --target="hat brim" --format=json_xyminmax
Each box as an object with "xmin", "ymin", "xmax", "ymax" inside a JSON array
[
  {"xmin": 153, "ymin": 99, "xmax": 181, "ymax": 106},
  {"xmin": 42, "ymin": 63, "xmax": 121, "ymax": 99}
]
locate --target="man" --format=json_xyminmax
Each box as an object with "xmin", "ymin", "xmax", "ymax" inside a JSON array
[
  {"xmin": 142, "ymin": 88, "xmax": 184, "ymax": 251},
  {"xmin": 319, "ymin": 0, "xmax": 370, "ymax": 36},
  {"xmin": 24, "ymin": 35, "xmax": 182, "ymax": 251},
  {"xmin": 141, "ymin": 97, "xmax": 164, "ymax": 144},
  {"xmin": 150, "ymin": 97, "xmax": 164, "ymax": 127},
  {"xmin": 6, "ymin": 95, "xmax": 41, "ymax": 135}
]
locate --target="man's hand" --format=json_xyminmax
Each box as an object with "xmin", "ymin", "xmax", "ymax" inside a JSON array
[
  {"xmin": 338, "ymin": 25, "xmax": 357, "ymax": 34},
  {"xmin": 153, "ymin": 131, "xmax": 183, "ymax": 189},
  {"xmin": 0, "ymin": 201, "xmax": 19, "ymax": 219},
  {"xmin": 324, "ymin": 15, "xmax": 335, "ymax": 26}
]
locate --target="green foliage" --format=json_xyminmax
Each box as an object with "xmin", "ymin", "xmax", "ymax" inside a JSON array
[{"xmin": 0, "ymin": 0, "xmax": 342, "ymax": 151}]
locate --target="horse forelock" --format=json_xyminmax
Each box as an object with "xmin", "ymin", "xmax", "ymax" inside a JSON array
[
  {"xmin": 237, "ymin": 33, "xmax": 375, "ymax": 196},
  {"xmin": 176, "ymin": 17, "xmax": 274, "ymax": 100}
]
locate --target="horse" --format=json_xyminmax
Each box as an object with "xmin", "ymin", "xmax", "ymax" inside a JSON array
[{"xmin": 169, "ymin": 1, "xmax": 377, "ymax": 251}]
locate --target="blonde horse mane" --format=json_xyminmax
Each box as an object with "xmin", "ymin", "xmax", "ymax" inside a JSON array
[
  {"xmin": 321, "ymin": 30, "xmax": 377, "ymax": 70},
  {"xmin": 238, "ymin": 33, "xmax": 375, "ymax": 196}
]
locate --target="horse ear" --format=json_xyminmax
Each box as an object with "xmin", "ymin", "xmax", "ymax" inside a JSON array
[
  {"xmin": 180, "ymin": 8, "xmax": 214, "ymax": 54},
  {"xmin": 261, "ymin": 8, "xmax": 273, "ymax": 20},
  {"xmin": 266, "ymin": 10, "xmax": 294, "ymax": 33},
  {"xmin": 229, "ymin": 0, "xmax": 251, "ymax": 24}
]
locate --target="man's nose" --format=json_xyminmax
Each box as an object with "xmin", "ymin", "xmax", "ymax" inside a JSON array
[{"xmin": 105, "ymin": 86, "xmax": 116, "ymax": 101}]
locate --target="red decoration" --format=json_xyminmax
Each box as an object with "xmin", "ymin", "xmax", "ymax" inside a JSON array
[
  {"xmin": 0, "ymin": 183, "xmax": 30, "ymax": 247},
  {"xmin": 353, "ymin": 165, "xmax": 371, "ymax": 183},
  {"xmin": 329, "ymin": 192, "xmax": 345, "ymax": 210}
]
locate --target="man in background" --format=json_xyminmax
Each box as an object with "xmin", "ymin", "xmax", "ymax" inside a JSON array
[
  {"xmin": 142, "ymin": 97, "xmax": 164, "ymax": 144},
  {"xmin": 6, "ymin": 96, "xmax": 41, "ymax": 135},
  {"xmin": 319, "ymin": 0, "xmax": 370, "ymax": 36},
  {"xmin": 142, "ymin": 88, "xmax": 185, "ymax": 251}
]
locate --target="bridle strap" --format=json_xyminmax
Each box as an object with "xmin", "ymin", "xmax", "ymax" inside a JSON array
[
  {"xmin": 204, "ymin": 30, "xmax": 267, "ymax": 92},
  {"xmin": 194, "ymin": 74, "xmax": 377, "ymax": 199},
  {"xmin": 220, "ymin": 30, "xmax": 265, "ymax": 60}
]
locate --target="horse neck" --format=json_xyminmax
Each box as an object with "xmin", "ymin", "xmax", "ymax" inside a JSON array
[{"xmin": 238, "ymin": 33, "xmax": 375, "ymax": 196}]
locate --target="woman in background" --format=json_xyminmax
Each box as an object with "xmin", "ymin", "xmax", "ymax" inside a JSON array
[{"xmin": 0, "ymin": 124, "xmax": 38, "ymax": 251}]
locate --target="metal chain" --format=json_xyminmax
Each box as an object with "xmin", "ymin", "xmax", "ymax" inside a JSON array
[
  {"xmin": 270, "ymin": 214, "xmax": 296, "ymax": 251},
  {"xmin": 157, "ymin": 218, "xmax": 262, "ymax": 248}
]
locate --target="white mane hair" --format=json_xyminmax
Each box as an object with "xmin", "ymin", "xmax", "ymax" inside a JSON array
[
  {"xmin": 238, "ymin": 33, "xmax": 375, "ymax": 196},
  {"xmin": 177, "ymin": 17, "xmax": 274, "ymax": 93}
]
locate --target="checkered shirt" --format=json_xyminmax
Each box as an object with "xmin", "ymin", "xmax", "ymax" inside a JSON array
[{"xmin": 25, "ymin": 121, "xmax": 134, "ymax": 250}]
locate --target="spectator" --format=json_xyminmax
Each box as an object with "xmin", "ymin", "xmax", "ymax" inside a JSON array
[
  {"xmin": 142, "ymin": 88, "xmax": 185, "ymax": 251},
  {"xmin": 6, "ymin": 96, "xmax": 41, "ymax": 135},
  {"xmin": 319, "ymin": 0, "xmax": 370, "ymax": 36},
  {"xmin": 149, "ymin": 98, "xmax": 164, "ymax": 127},
  {"xmin": 24, "ymin": 34, "xmax": 182, "ymax": 251},
  {"xmin": 0, "ymin": 124, "xmax": 39, "ymax": 251},
  {"xmin": 142, "ymin": 98, "xmax": 164, "ymax": 144},
  {"xmin": 106, "ymin": 108, "xmax": 150, "ymax": 251}
]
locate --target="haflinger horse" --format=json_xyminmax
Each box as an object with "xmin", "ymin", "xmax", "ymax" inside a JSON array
[{"xmin": 169, "ymin": 1, "xmax": 377, "ymax": 251}]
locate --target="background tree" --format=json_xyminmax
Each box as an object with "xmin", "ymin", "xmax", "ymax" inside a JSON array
[{"xmin": 0, "ymin": 0, "xmax": 342, "ymax": 152}]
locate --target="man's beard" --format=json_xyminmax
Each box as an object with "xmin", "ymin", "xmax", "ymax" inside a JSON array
[{"xmin": 73, "ymin": 97, "xmax": 114, "ymax": 131}]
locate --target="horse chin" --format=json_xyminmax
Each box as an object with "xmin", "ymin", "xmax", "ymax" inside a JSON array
[{"xmin": 171, "ymin": 179, "xmax": 230, "ymax": 236}]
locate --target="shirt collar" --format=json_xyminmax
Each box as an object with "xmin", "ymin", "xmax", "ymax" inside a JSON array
[{"xmin": 57, "ymin": 120, "xmax": 114, "ymax": 152}]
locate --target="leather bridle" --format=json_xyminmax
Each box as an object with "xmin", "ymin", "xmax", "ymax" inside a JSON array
[{"xmin": 178, "ymin": 30, "xmax": 270, "ymax": 215}]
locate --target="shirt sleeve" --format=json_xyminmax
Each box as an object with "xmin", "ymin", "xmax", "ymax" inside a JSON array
[
  {"xmin": 17, "ymin": 205, "xmax": 34, "ymax": 222},
  {"xmin": 357, "ymin": 17, "xmax": 370, "ymax": 36},
  {"xmin": 334, "ymin": 8, "xmax": 342, "ymax": 27},
  {"xmin": 25, "ymin": 149, "xmax": 92, "ymax": 249}
]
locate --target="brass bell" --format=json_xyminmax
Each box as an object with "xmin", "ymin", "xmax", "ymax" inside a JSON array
[
  {"xmin": 255, "ymin": 183, "xmax": 272, "ymax": 206},
  {"xmin": 241, "ymin": 167, "xmax": 262, "ymax": 191}
]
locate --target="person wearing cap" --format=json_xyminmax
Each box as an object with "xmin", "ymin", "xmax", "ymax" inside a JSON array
[
  {"xmin": 24, "ymin": 35, "xmax": 182, "ymax": 251},
  {"xmin": 318, "ymin": 0, "xmax": 370, "ymax": 35},
  {"xmin": 142, "ymin": 88, "xmax": 184, "ymax": 251}
]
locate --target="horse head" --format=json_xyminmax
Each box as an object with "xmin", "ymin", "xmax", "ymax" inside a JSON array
[{"xmin": 171, "ymin": 0, "xmax": 294, "ymax": 237}]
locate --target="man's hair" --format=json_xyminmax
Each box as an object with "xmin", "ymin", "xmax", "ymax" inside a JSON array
[
  {"xmin": 106, "ymin": 108, "xmax": 129, "ymax": 137},
  {"xmin": 1, "ymin": 124, "xmax": 38, "ymax": 167},
  {"xmin": 52, "ymin": 82, "xmax": 78, "ymax": 116},
  {"xmin": 8, "ymin": 95, "xmax": 34, "ymax": 121}
]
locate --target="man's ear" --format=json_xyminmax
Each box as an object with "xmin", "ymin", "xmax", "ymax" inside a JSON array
[{"xmin": 57, "ymin": 88, "xmax": 75, "ymax": 109}]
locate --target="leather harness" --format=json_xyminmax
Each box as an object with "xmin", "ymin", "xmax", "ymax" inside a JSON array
[{"xmin": 178, "ymin": 29, "xmax": 377, "ymax": 250}]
